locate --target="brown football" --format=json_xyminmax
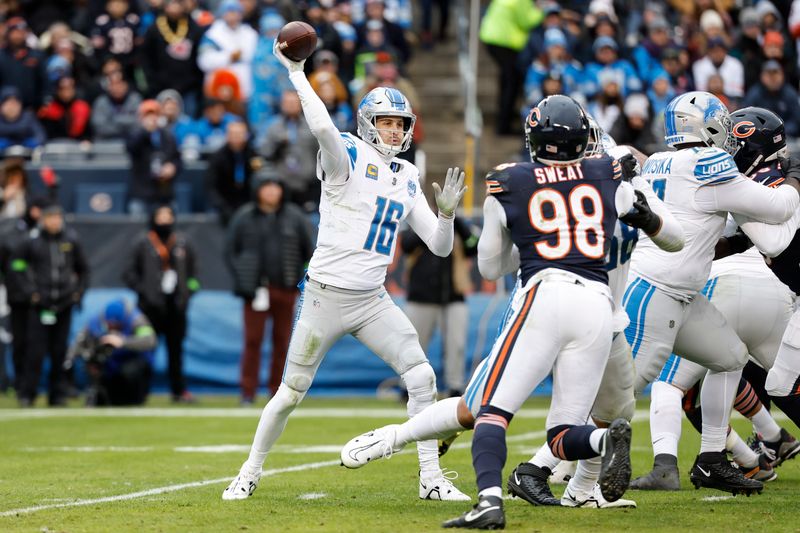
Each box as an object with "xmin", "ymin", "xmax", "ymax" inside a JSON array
[{"xmin": 277, "ymin": 21, "xmax": 318, "ymax": 62}]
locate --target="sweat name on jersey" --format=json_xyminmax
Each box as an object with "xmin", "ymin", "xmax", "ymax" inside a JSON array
[{"xmin": 486, "ymin": 154, "xmax": 623, "ymax": 285}]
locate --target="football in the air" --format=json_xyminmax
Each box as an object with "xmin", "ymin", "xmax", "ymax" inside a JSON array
[{"xmin": 277, "ymin": 21, "xmax": 318, "ymax": 62}]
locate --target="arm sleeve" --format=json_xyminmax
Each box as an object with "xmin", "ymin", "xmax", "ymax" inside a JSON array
[
  {"xmin": 632, "ymin": 175, "xmax": 685, "ymax": 252},
  {"xmin": 477, "ymin": 195, "xmax": 520, "ymax": 280},
  {"xmin": 404, "ymin": 192, "xmax": 454, "ymax": 258},
  {"xmin": 197, "ymin": 36, "xmax": 231, "ymax": 73},
  {"xmin": 733, "ymin": 209, "xmax": 800, "ymax": 257},
  {"xmin": 288, "ymin": 71, "xmax": 350, "ymax": 185},
  {"xmin": 695, "ymin": 175, "xmax": 800, "ymax": 223}
]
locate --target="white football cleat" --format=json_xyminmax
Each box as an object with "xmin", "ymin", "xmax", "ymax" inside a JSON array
[
  {"xmin": 549, "ymin": 460, "xmax": 577, "ymax": 484},
  {"xmin": 561, "ymin": 483, "xmax": 636, "ymax": 509},
  {"xmin": 340, "ymin": 425, "xmax": 402, "ymax": 469},
  {"xmin": 222, "ymin": 467, "xmax": 261, "ymax": 501},
  {"xmin": 420, "ymin": 469, "xmax": 471, "ymax": 501}
]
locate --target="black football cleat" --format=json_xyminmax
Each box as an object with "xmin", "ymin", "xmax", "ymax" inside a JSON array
[
  {"xmin": 442, "ymin": 495, "xmax": 505, "ymax": 530},
  {"xmin": 598, "ymin": 418, "xmax": 632, "ymax": 502},
  {"xmin": 507, "ymin": 463, "xmax": 561, "ymax": 506},
  {"xmin": 629, "ymin": 454, "xmax": 680, "ymax": 490},
  {"xmin": 690, "ymin": 451, "xmax": 764, "ymax": 496},
  {"xmin": 750, "ymin": 429, "xmax": 800, "ymax": 468}
]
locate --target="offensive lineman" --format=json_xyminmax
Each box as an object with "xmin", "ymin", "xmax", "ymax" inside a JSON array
[
  {"xmin": 623, "ymin": 92, "xmax": 800, "ymax": 495},
  {"xmin": 340, "ymin": 115, "xmax": 685, "ymax": 512},
  {"xmin": 221, "ymin": 40, "xmax": 469, "ymax": 501}
]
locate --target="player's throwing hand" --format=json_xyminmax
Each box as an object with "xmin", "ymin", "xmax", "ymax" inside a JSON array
[
  {"xmin": 433, "ymin": 167, "xmax": 467, "ymax": 218},
  {"xmin": 272, "ymin": 39, "xmax": 305, "ymax": 73}
]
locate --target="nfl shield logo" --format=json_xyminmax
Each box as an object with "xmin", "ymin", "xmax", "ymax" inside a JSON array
[{"xmin": 407, "ymin": 180, "xmax": 417, "ymax": 197}]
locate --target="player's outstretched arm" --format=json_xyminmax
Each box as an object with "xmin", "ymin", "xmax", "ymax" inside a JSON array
[
  {"xmin": 405, "ymin": 167, "xmax": 466, "ymax": 257},
  {"xmin": 630, "ymin": 175, "xmax": 685, "ymax": 252},
  {"xmin": 694, "ymin": 153, "xmax": 800, "ymax": 224},
  {"xmin": 274, "ymin": 41, "xmax": 349, "ymax": 184},
  {"xmin": 732, "ymin": 208, "xmax": 800, "ymax": 257},
  {"xmin": 477, "ymin": 195, "xmax": 519, "ymax": 280}
]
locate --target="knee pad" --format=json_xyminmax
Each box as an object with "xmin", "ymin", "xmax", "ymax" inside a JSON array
[{"xmin": 402, "ymin": 362, "xmax": 437, "ymax": 416}]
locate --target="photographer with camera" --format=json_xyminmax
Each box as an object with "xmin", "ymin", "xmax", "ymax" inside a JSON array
[{"xmin": 68, "ymin": 299, "xmax": 157, "ymax": 406}]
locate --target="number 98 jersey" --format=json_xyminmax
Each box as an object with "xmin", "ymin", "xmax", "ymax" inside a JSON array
[
  {"xmin": 486, "ymin": 154, "xmax": 624, "ymax": 285},
  {"xmin": 307, "ymin": 133, "xmax": 424, "ymax": 290}
]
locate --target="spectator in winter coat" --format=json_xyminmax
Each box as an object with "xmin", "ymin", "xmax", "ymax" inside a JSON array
[
  {"xmin": 609, "ymin": 93, "xmax": 661, "ymax": 155},
  {"xmin": 692, "ymin": 36, "xmax": 744, "ymax": 100},
  {"xmin": 258, "ymin": 91, "xmax": 319, "ymax": 211},
  {"xmin": 355, "ymin": 0, "xmax": 408, "ymax": 64},
  {"xmin": 584, "ymin": 36, "xmax": 642, "ymax": 98},
  {"xmin": 90, "ymin": 0, "xmax": 142, "ymax": 78},
  {"xmin": 141, "ymin": 0, "xmax": 205, "ymax": 117},
  {"xmin": 38, "ymin": 76, "xmax": 92, "ymax": 141},
  {"xmin": 225, "ymin": 172, "xmax": 314, "ymax": 402},
  {"xmin": 0, "ymin": 17, "xmax": 47, "ymax": 109},
  {"xmin": 91, "ymin": 72, "xmax": 143, "ymax": 140},
  {"xmin": 182, "ymin": 98, "xmax": 240, "ymax": 151},
  {"xmin": 249, "ymin": 11, "xmax": 292, "ymax": 134},
  {"xmin": 0, "ymin": 86, "xmax": 46, "ymax": 150},
  {"xmin": 743, "ymin": 61, "xmax": 800, "ymax": 138},
  {"xmin": 126, "ymin": 100, "xmax": 182, "ymax": 213},
  {"xmin": 123, "ymin": 204, "xmax": 199, "ymax": 403},
  {"xmin": 197, "ymin": 0, "xmax": 259, "ymax": 99},
  {"xmin": 207, "ymin": 120, "xmax": 264, "ymax": 225},
  {"xmin": 633, "ymin": 18, "xmax": 674, "ymax": 86},
  {"xmin": 7, "ymin": 201, "xmax": 89, "ymax": 407},
  {"xmin": 156, "ymin": 89, "xmax": 194, "ymax": 147},
  {"xmin": 523, "ymin": 28, "xmax": 584, "ymax": 108},
  {"xmin": 401, "ymin": 217, "xmax": 479, "ymax": 396}
]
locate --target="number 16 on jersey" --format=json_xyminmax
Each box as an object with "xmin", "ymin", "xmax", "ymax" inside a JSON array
[{"xmin": 364, "ymin": 196, "xmax": 404, "ymax": 255}]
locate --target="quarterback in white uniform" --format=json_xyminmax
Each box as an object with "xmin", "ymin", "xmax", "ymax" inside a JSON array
[
  {"xmin": 222, "ymin": 42, "xmax": 469, "ymax": 501},
  {"xmin": 339, "ymin": 115, "xmax": 685, "ymax": 510},
  {"xmin": 623, "ymin": 92, "xmax": 800, "ymax": 494}
]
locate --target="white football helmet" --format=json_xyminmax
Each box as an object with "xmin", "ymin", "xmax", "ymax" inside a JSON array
[
  {"xmin": 663, "ymin": 91, "xmax": 737, "ymax": 154},
  {"xmin": 357, "ymin": 87, "xmax": 416, "ymax": 157}
]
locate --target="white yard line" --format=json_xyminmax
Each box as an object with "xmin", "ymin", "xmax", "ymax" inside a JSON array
[
  {"xmin": 0, "ymin": 459, "xmax": 340, "ymax": 518},
  {"xmin": 0, "ymin": 407, "xmax": 664, "ymax": 422}
]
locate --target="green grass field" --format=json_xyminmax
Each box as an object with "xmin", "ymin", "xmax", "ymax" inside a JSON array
[{"xmin": 1, "ymin": 394, "xmax": 799, "ymax": 532}]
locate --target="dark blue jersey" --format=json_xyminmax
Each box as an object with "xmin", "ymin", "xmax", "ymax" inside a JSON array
[
  {"xmin": 752, "ymin": 162, "xmax": 800, "ymax": 294},
  {"xmin": 486, "ymin": 154, "xmax": 623, "ymax": 285}
]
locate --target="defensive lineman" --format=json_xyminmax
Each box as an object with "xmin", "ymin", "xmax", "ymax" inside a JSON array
[
  {"xmin": 443, "ymin": 95, "xmax": 639, "ymax": 529},
  {"xmin": 340, "ymin": 116, "xmax": 685, "ymax": 512},
  {"xmin": 623, "ymin": 92, "xmax": 800, "ymax": 494},
  {"xmin": 221, "ymin": 40, "xmax": 469, "ymax": 501}
]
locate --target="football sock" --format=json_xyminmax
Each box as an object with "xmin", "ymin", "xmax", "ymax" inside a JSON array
[
  {"xmin": 700, "ymin": 369, "xmax": 740, "ymax": 453},
  {"xmin": 727, "ymin": 428, "xmax": 758, "ymax": 468},
  {"xmin": 733, "ymin": 378, "xmax": 767, "ymax": 422},
  {"xmin": 393, "ymin": 397, "xmax": 464, "ymax": 448},
  {"xmin": 771, "ymin": 393, "xmax": 800, "ymax": 429},
  {"xmin": 529, "ymin": 442, "xmax": 561, "ymax": 471},
  {"xmin": 403, "ymin": 363, "xmax": 440, "ymax": 476},
  {"xmin": 245, "ymin": 384, "xmax": 304, "ymax": 473},
  {"xmin": 472, "ymin": 408, "xmax": 512, "ymax": 493},
  {"xmin": 478, "ymin": 486, "xmax": 503, "ymax": 499},
  {"xmin": 570, "ymin": 456, "xmax": 601, "ymax": 495},
  {"xmin": 750, "ymin": 406, "xmax": 782, "ymax": 442},
  {"xmin": 650, "ymin": 381, "xmax": 683, "ymax": 457},
  {"xmin": 547, "ymin": 424, "xmax": 601, "ymax": 460},
  {"xmin": 743, "ymin": 360, "xmax": 771, "ymax": 410}
]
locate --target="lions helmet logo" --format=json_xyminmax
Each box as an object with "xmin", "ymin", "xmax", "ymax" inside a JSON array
[
  {"xmin": 732, "ymin": 121, "xmax": 756, "ymax": 139},
  {"xmin": 528, "ymin": 107, "xmax": 541, "ymax": 128}
]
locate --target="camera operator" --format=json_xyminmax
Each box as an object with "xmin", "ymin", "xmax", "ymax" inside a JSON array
[{"xmin": 68, "ymin": 299, "xmax": 157, "ymax": 406}]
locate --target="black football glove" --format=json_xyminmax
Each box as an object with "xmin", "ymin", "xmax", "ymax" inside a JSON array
[
  {"xmin": 619, "ymin": 190, "xmax": 661, "ymax": 235},
  {"xmin": 726, "ymin": 229, "xmax": 752, "ymax": 255},
  {"xmin": 618, "ymin": 153, "xmax": 639, "ymax": 182}
]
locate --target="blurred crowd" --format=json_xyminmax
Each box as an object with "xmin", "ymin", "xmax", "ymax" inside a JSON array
[
  {"xmin": 0, "ymin": 0, "xmax": 429, "ymax": 214},
  {"xmin": 481, "ymin": 0, "xmax": 800, "ymax": 155}
]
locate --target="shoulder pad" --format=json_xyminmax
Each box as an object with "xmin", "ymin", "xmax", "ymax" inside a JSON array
[
  {"xmin": 582, "ymin": 153, "xmax": 622, "ymax": 180},
  {"xmin": 340, "ymin": 132, "xmax": 357, "ymax": 169},
  {"xmin": 693, "ymin": 148, "xmax": 739, "ymax": 186},
  {"xmin": 485, "ymin": 162, "xmax": 521, "ymax": 195},
  {"xmin": 752, "ymin": 163, "xmax": 784, "ymax": 188}
]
